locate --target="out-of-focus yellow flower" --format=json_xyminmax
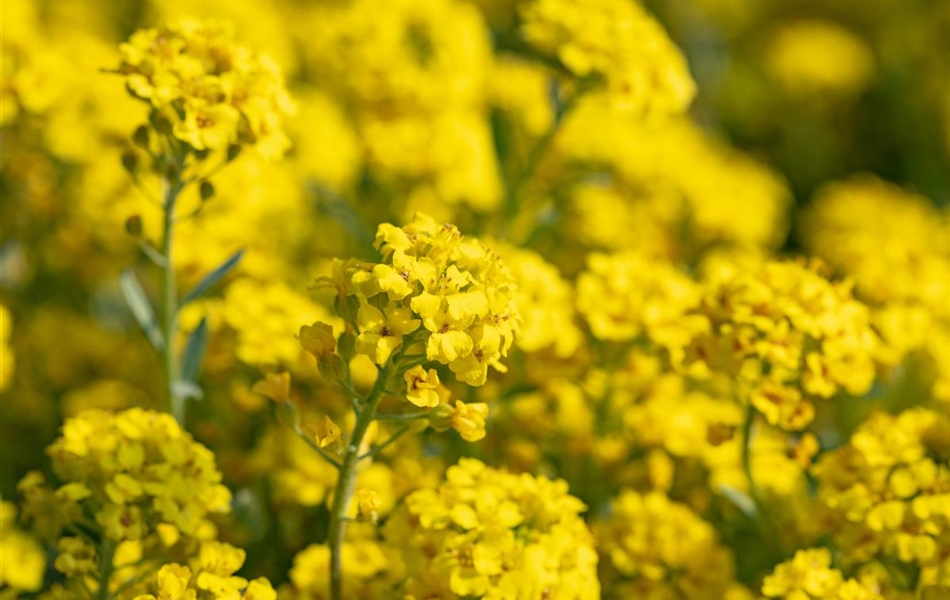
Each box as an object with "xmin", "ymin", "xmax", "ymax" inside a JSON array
[
  {"xmin": 762, "ymin": 548, "xmax": 883, "ymax": 599},
  {"xmin": 449, "ymin": 401, "xmax": 489, "ymax": 441},
  {"xmin": 520, "ymin": 0, "xmax": 695, "ymax": 117},
  {"xmin": 576, "ymin": 250, "xmax": 704, "ymax": 352},
  {"xmin": 498, "ymin": 245, "xmax": 583, "ymax": 357},
  {"xmin": 765, "ymin": 20, "xmax": 875, "ymax": 100},
  {"xmin": 0, "ymin": 500, "xmax": 45, "ymax": 592},
  {"xmin": 252, "ymin": 372, "xmax": 291, "ymax": 403},
  {"xmin": 36, "ymin": 409, "xmax": 232, "ymax": 542},
  {"xmin": 309, "ymin": 416, "xmax": 342, "ymax": 450},
  {"xmin": 597, "ymin": 490, "xmax": 739, "ymax": 599},
  {"xmin": 558, "ymin": 114, "xmax": 791, "ymax": 258},
  {"xmin": 0, "ymin": 305, "xmax": 14, "ymax": 393}
]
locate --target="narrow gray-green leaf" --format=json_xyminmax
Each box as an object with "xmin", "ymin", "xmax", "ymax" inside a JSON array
[
  {"xmin": 119, "ymin": 269, "xmax": 165, "ymax": 351},
  {"xmin": 181, "ymin": 317, "xmax": 208, "ymax": 383},
  {"xmin": 718, "ymin": 484, "xmax": 758, "ymax": 519},
  {"xmin": 181, "ymin": 249, "xmax": 243, "ymax": 305}
]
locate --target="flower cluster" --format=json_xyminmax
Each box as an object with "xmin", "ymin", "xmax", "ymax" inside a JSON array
[
  {"xmin": 519, "ymin": 0, "xmax": 695, "ymax": 116},
  {"xmin": 328, "ymin": 212, "xmax": 520, "ymax": 386},
  {"xmin": 801, "ymin": 175, "xmax": 950, "ymax": 406},
  {"xmin": 117, "ymin": 18, "xmax": 293, "ymax": 158},
  {"xmin": 764, "ymin": 20, "xmax": 875, "ymax": 100},
  {"xmin": 684, "ymin": 260, "xmax": 880, "ymax": 430},
  {"xmin": 576, "ymin": 250, "xmax": 703, "ymax": 351},
  {"xmin": 762, "ymin": 548, "xmax": 883, "ymax": 599},
  {"xmin": 500, "ymin": 245, "xmax": 582, "ymax": 357},
  {"xmin": 30, "ymin": 408, "xmax": 231, "ymax": 542},
  {"xmin": 812, "ymin": 408, "xmax": 950, "ymax": 578},
  {"xmin": 132, "ymin": 542, "xmax": 277, "ymax": 600},
  {"xmin": 597, "ymin": 490, "xmax": 741, "ymax": 599},
  {"xmin": 384, "ymin": 458, "xmax": 599, "ymax": 599}
]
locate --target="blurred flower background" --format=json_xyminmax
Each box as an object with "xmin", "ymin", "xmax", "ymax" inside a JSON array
[{"xmin": 1, "ymin": 0, "xmax": 948, "ymax": 598}]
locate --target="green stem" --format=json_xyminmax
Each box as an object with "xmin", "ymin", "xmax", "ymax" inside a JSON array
[
  {"xmin": 741, "ymin": 405, "xmax": 760, "ymax": 508},
  {"xmin": 161, "ymin": 175, "xmax": 185, "ymax": 423},
  {"xmin": 359, "ymin": 424, "xmax": 410, "ymax": 460},
  {"xmin": 96, "ymin": 539, "xmax": 116, "ymax": 600},
  {"xmin": 327, "ymin": 360, "xmax": 397, "ymax": 600}
]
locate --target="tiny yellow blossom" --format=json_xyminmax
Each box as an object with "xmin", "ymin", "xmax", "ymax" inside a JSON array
[{"xmin": 404, "ymin": 366, "xmax": 441, "ymax": 408}]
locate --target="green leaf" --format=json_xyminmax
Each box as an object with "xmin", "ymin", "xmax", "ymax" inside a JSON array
[
  {"xmin": 181, "ymin": 317, "xmax": 208, "ymax": 383},
  {"xmin": 119, "ymin": 269, "xmax": 165, "ymax": 351},
  {"xmin": 181, "ymin": 249, "xmax": 243, "ymax": 305},
  {"xmin": 718, "ymin": 484, "xmax": 757, "ymax": 520}
]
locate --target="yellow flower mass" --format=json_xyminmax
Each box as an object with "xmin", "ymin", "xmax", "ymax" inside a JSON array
[{"xmin": 4, "ymin": 1, "xmax": 949, "ymax": 600}]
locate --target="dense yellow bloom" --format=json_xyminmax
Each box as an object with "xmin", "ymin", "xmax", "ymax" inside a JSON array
[
  {"xmin": 557, "ymin": 114, "xmax": 791, "ymax": 257},
  {"xmin": 762, "ymin": 548, "xmax": 883, "ymax": 599},
  {"xmin": 685, "ymin": 260, "xmax": 880, "ymax": 430},
  {"xmin": 597, "ymin": 490, "xmax": 739, "ymax": 599},
  {"xmin": 0, "ymin": 305, "xmax": 14, "ymax": 392},
  {"xmin": 801, "ymin": 176, "xmax": 950, "ymax": 405},
  {"xmin": 181, "ymin": 278, "xmax": 342, "ymax": 369},
  {"xmin": 39, "ymin": 409, "xmax": 231, "ymax": 542},
  {"xmin": 328, "ymin": 213, "xmax": 520, "ymax": 387},
  {"xmin": 801, "ymin": 175, "xmax": 949, "ymax": 313},
  {"xmin": 498, "ymin": 245, "xmax": 582, "ymax": 357},
  {"xmin": 0, "ymin": 500, "xmax": 45, "ymax": 592},
  {"xmin": 576, "ymin": 250, "xmax": 703, "ymax": 352},
  {"xmin": 132, "ymin": 542, "xmax": 276, "ymax": 600},
  {"xmin": 519, "ymin": 0, "xmax": 695, "ymax": 117},
  {"xmin": 812, "ymin": 408, "xmax": 950, "ymax": 572},
  {"xmin": 117, "ymin": 18, "xmax": 293, "ymax": 158},
  {"xmin": 489, "ymin": 57, "xmax": 555, "ymax": 137},
  {"xmin": 765, "ymin": 20, "xmax": 875, "ymax": 99},
  {"xmin": 385, "ymin": 458, "xmax": 599, "ymax": 599},
  {"xmin": 302, "ymin": 0, "xmax": 502, "ymax": 212},
  {"xmin": 280, "ymin": 540, "xmax": 394, "ymax": 600}
]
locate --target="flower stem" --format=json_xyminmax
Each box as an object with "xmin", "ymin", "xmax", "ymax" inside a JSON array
[
  {"xmin": 741, "ymin": 405, "xmax": 760, "ymax": 508},
  {"xmin": 161, "ymin": 175, "xmax": 185, "ymax": 423},
  {"xmin": 327, "ymin": 360, "xmax": 397, "ymax": 600},
  {"xmin": 96, "ymin": 538, "xmax": 116, "ymax": 600}
]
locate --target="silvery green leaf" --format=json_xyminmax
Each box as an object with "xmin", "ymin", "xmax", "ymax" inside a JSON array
[
  {"xmin": 181, "ymin": 249, "xmax": 243, "ymax": 305},
  {"xmin": 181, "ymin": 317, "xmax": 208, "ymax": 383},
  {"xmin": 119, "ymin": 269, "xmax": 164, "ymax": 351}
]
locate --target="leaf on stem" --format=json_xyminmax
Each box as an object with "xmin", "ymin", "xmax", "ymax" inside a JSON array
[
  {"xmin": 181, "ymin": 249, "xmax": 244, "ymax": 305},
  {"xmin": 181, "ymin": 317, "xmax": 208, "ymax": 384},
  {"xmin": 119, "ymin": 269, "xmax": 165, "ymax": 351}
]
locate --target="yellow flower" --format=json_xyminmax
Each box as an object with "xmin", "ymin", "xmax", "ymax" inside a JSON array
[
  {"xmin": 308, "ymin": 416, "xmax": 342, "ymax": 450},
  {"xmin": 251, "ymin": 372, "xmax": 291, "ymax": 403},
  {"xmin": 38, "ymin": 409, "xmax": 232, "ymax": 543},
  {"xmin": 405, "ymin": 366, "xmax": 441, "ymax": 408},
  {"xmin": 386, "ymin": 458, "xmax": 598, "ymax": 599},
  {"xmin": 519, "ymin": 0, "xmax": 694, "ymax": 116},
  {"xmin": 762, "ymin": 548, "xmax": 883, "ymax": 599},
  {"xmin": 355, "ymin": 303, "xmax": 421, "ymax": 365},
  {"xmin": 117, "ymin": 18, "xmax": 293, "ymax": 158},
  {"xmin": 812, "ymin": 408, "xmax": 950, "ymax": 569},
  {"xmin": 449, "ymin": 401, "xmax": 489, "ymax": 442},
  {"xmin": 356, "ymin": 488, "xmax": 382, "ymax": 523},
  {"xmin": 597, "ymin": 490, "xmax": 739, "ymax": 599},
  {"xmin": 0, "ymin": 500, "xmax": 45, "ymax": 591}
]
